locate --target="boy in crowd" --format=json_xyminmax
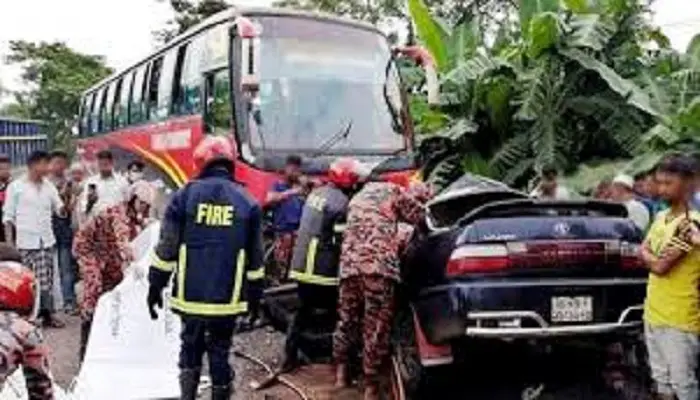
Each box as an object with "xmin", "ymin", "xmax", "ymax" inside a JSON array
[
  {"xmin": 640, "ymin": 155, "xmax": 700, "ymax": 400},
  {"xmin": 49, "ymin": 150, "xmax": 77, "ymax": 314},
  {"xmin": 530, "ymin": 166, "xmax": 571, "ymax": 200}
]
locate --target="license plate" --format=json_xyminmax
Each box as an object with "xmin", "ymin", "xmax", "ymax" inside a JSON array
[{"xmin": 551, "ymin": 296, "xmax": 593, "ymax": 322}]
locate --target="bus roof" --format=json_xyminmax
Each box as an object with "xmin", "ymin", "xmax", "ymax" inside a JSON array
[{"xmin": 83, "ymin": 7, "xmax": 385, "ymax": 95}]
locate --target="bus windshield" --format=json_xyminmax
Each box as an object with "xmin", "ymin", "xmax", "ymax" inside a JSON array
[{"xmin": 246, "ymin": 16, "xmax": 406, "ymax": 156}]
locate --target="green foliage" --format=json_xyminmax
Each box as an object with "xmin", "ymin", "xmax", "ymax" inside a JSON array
[
  {"xmin": 408, "ymin": 0, "xmax": 448, "ymax": 70},
  {"xmin": 4, "ymin": 41, "xmax": 112, "ymax": 150},
  {"xmin": 407, "ymin": 0, "xmax": 683, "ymax": 189},
  {"xmin": 155, "ymin": 0, "xmax": 230, "ymax": 43}
]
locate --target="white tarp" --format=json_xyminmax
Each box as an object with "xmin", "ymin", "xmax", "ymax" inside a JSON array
[
  {"xmin": 1, "ymin": 221, "xmax": 205, "ymax": 400},
  {"xmin": 70, "ymin": 221, "xmax": 189, "ymax": 400}
]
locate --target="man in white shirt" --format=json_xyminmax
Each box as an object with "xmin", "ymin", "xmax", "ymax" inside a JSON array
[
  {"xmin": 80, "ymin": 150, "xmax": 128, "ymax": 219},
  {"xmin": 610, "ymin": 174, "xmax": 650, "ymax": 231},
  {"xmin": 3, "ymin": 150, "xmax": 66, "ymax": 328},
  {"xmin": 530, "ymin": 166, "xmax": 572, "ymax": 200}
]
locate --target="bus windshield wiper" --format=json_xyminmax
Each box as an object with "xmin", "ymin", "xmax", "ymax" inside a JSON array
[
  {"xmin": 383, "ymin": 55, "xmax": 403, "ymax": 134},
  {"xmin": 312, "ymin": 119, "xmax": 353, "ymax": 157}
]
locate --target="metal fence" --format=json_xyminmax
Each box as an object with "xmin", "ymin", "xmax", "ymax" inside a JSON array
[{"xmin": 0, "ymin": 117, "xmax": 49, "ymax": 165}]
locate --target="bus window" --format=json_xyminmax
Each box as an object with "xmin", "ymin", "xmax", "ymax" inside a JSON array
[
  {"xmin": 179, "ymin": 35, "xmax": 206, "ymax": 115},
  {"xmin": 204, "ymin": 69, "xmax": 231, "ymax": 135},
  {"xmin": 170, "ymin": 45, "xmax": 188, "ymax": 115},
  {"xmin": 90, "ymin": 88, "xmax": 105, "ymax": 135},
  {"xmin": 102, "ymin": 80, "xmax": 119, "ymax": 132},
  {"xmin": 154, "ymin": 46, "xmax": 185, "ymax": 120},
  {"xmin": 116, "ymin": 71, "xmax": 134, "ymax": 128},
  {"xmin": 80, "ymin": 92, "xmax": 95, "ymax": 136},
  {"xmin": 146, "ymin": 57, "xmax": 164, "ymax": 121},
  {"xmin": 130, "ymin": 65, "xmax": 149, "ymax": 124},
  {"xmin": 111, "ymin": 77, "xmax": 124, "ymax": 130}
]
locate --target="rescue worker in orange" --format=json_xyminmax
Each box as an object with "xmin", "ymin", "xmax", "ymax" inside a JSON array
[
  {"xmin": 0, "ymin": 244, "xmax": 54, "ymax": 399},
  {"xmin": 72, "ymin": 180, "xmax": 156, "ymax": 360},
  {"xmin": 148, "ymin": 136, "xmax": 264, "ymax": 400},
  {"xmin": 333, "ymin": 179, "xmax": 433, "ymax": 400},
  {"xmin": 282, "ymin": 158, "xmax": 368, "ymax": 372}
]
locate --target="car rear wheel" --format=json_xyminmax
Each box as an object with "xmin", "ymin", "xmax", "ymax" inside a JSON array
[{"xmin": 391, "ymin": 307, "xmax": 444, "ymax": 400}]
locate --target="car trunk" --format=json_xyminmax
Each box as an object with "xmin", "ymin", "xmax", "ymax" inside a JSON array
[{"xmin": 445, "ymin": 200, "xmax": 646, "ymax": 280}]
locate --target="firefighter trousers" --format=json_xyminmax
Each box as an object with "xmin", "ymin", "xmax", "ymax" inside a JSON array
[
  {"xmin": 179, "ymin": 316, "xmax": 237, "ymax": 386},
  {"xmin": 333, "ymin": 274, "xmax": 396, "ymax": 384},
  {"xmin": 284, "ymin": 283, "xmax": 338, "ymax": 365}
]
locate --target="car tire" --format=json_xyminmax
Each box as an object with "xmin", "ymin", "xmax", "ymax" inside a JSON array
[{"xmin": 391, "ymin": 307, "xmax": 440, "ymax": 400}]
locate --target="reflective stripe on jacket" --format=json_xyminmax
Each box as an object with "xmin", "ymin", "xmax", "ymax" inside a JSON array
[
  {"xmin": 290, "ymin": 185, "xmax": 348, "ymax": 286},
  {"xmin": 149, "ymin": 168, "xmax": 264, "ymax": 317}
]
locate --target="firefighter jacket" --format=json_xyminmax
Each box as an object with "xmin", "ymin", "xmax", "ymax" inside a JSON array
[
  {"xmin": 148, "ymin": 167, "xmax": 264, "ymax": 317},
  {"xmin": 289, "ymin": 185, "xmax": 349, "ymax": 286}
]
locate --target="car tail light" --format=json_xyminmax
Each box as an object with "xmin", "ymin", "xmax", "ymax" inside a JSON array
[
  {"xmin": 447, "ymin": 240, "xmax": 644, "ymax": 276},
  {"xmin": 620, "ymin": 241, "xmax": 644, "ymax": 269},
  {"xmin": 446, "ymin": 244, "xmax": 510, "ymax": 275}
]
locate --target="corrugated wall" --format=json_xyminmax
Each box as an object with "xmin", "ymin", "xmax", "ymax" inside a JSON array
[{"xmin": 0, "ymin": 118, "xmax": 49, "ymax": 165}]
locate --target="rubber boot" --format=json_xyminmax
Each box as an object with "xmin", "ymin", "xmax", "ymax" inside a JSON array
[
  {"xmin": 179, "ymin": 368, "xmax": 201, "ymax": 400},
  {"xmin": 211, "ymin": 385, "xmax": 232, "ymax": 400}
]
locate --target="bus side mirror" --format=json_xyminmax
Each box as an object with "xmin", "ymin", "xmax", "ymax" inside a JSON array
[
  {"xmin": 233, "ymin": 17, "xmax": 261, "ymax": 95},
  {"xmin": 393, "ymin": 46, "xmax": 440, "ymax": 106}
]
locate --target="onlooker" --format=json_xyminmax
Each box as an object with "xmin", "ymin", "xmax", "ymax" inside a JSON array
[
  {"xmin": 640, "ymin": 155, "xmax": 700, "ymax": 400},
  {"xmin": 593, "ymin": 179, "xmax": 612, "ymax": 200},
  {"xmin": 0, "ymin": 154, "xmax": 12, "ymax": 243},
  {"xmin": 610, "ymin": 174, "xmax": 651, "ymax": 231},
  {"xmin": 69, "ymin": 163, "xmax": 87, "ymax": 231},
  {"xmin": 530, "ymin": 166, "xmax": 571, "ymax": 200},
  {"xmin": 634, "ymin": 171, "xmax": 665, "ymax": 217},
  {"xmin": 265, "ymin": 155, "xmax": 310, "ymax": 284},
  {"xmin": 3, "ymin": 150, "xmax": 66, "ymax": 328},
  {"xmin": 126, "ymin": 160, "xmax": 145, "ymax": 184},
  {"xmin": 49, "ymin": 150, "xmax": 77, "ymax": 314},
  {"xmin": 80, "ymin": 150, "xmax": 128, "ymax": 218}
]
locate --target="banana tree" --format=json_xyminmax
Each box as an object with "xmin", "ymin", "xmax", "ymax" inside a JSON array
[{"xmin": 409, "ymin": 0, "xmax": 660, "ymax": 190}]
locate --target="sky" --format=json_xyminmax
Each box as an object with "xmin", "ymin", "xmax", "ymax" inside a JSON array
[{"xmin": 0, "ymin": 0, "xmax": 698, "ymax": 104}]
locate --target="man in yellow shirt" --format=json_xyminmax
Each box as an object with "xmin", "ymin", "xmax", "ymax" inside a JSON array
[{"xmin": 641, "ymin": 155, "xmax": 700, "ymax": 400}]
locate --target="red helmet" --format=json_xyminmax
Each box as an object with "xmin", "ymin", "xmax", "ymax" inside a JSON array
[
  {"xmin": 0, "ymin": 262, "xmax": 37, "ymax": 317},
  {"xmin": 328, "ymin": 158, "xmax": 365, "ymax": 189},
  {"xmin": 193, "ymin": 136, "xmax": 238, "ymax": 172}
]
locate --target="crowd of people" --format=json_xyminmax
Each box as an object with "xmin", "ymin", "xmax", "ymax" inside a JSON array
[
  {"xmin": 530, "ymin": 156, "xmax": 700, "ymax": 400},
  {"xmin": 0, "ymin": 140, "xmax": 698, "ymax": 400},
  {"xmin": 0, "ymin": 148, "xmax": 159, "ymax": 398},
  {"xmin": 530, "ymin": 165, "xmax": 669, "ymax": 232}
]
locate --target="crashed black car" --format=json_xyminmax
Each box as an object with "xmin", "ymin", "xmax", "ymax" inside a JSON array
[{"xmin": 394, "ymin": 174, "xmax": 647, "ymax": 396}]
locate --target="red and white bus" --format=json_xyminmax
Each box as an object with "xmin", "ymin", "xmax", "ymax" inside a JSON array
[{"xmin": 77, "ymin": 7, "xmax": 437, "ymax": 203}]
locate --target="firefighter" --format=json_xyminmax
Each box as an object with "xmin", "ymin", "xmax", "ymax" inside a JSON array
[
  {"xmin": 73, "ymin": 180, "xmax": 157, "ymax": 361},
  {"xmin": 147, "ymin": 136, "xmax": 264, "ymax": 400},
  {"xmin": 0, "ymin": 246, "xmax": 54, "ymax": 400},
  {"xmin": 281, "ymin": 158, "xmax": 368, "ymax": 372},
  {"xmin": 333, "ymin": 180, "xmax": 433, "ymax": 400}
]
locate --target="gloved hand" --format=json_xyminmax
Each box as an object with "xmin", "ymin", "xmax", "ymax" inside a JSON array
[{"xmin": 147, "ymin": 285, "xmax": 163, "ymax": 320}]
